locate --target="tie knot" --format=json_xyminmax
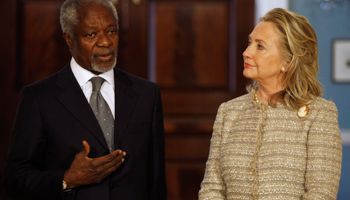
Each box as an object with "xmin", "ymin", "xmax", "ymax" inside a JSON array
[{"xmin": 90, "ymin": 77, "xmax": 105, "ymax": 92}]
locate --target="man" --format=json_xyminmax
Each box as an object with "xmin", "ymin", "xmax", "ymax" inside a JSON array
[{"xmin": 4, "ymin": 0, "xmax": 167, "ymax": 199}]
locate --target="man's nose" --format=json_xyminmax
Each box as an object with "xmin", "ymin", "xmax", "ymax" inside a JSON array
[{"xmin": 97, "ymin": 33, "xmax": 112, "ymax": 47}]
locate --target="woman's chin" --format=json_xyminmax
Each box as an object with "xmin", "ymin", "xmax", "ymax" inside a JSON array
[{"xmin": 243, "ymin": 69, "xmax": 253, "ymax": 79}]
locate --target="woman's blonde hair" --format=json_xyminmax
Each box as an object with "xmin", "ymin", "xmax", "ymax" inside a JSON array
[{"xmin": 248, "ymin": 8, "xmax": 323, "ymax": 108}]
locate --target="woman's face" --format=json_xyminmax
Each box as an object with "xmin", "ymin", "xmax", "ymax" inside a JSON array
[{"xmin": 242, "ymin": 21, "xmax": 287, "ymax": 87}]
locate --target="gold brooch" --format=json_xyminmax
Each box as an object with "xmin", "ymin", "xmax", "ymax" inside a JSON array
[{"xmin": 298, "ymin": 105, "xmax": 309, "ymax": 119}]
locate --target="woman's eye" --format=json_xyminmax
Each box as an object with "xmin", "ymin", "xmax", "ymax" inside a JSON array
[
  {"xmin": 258, "ymin": 44, "xmax": 264, "ymax": 49},
  {"xmin": 87, "ymin": 33, "xmax": 94, "ymax": 37},
  {"xmin": 247, "ymin": 41, "xmax": 251, "ymax": 46}
]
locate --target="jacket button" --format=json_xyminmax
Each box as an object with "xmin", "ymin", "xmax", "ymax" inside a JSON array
[{"xmin": 111, "ymin": 183, "xmax": 118, "ymax": 189}]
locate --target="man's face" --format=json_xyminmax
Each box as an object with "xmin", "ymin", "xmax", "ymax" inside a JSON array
[{"xmin": 64, "ymin": 5, "xmax": 119, "ymax": 75}]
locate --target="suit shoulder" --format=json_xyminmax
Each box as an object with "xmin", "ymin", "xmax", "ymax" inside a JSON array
[
  {"xmin": 308, "ymin": 97, "xmax": 339, "ymax": 123},
  {"xmin": 218, "ymin": 93, "xmax": 251, "ymax": 112},
  {"xmin": 311, "ymin": 97, "xmax": 337, "ymax": 112},
  {"xmin": 23, "ymin": 71, "xmax": 60, "ymax": 93},
  {"xmin": 115, "ymin": 69, "xmax": 159, "ymax": 89},
  {"xmin": 224, "ymin": 93, "xmax": 251, "ymax": 107},
  {"xmin": 21, "ymin": 64, "xmax": 71, "ymax": 97}
]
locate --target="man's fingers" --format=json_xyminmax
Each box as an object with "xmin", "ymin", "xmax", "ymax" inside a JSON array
[
  {"xmin": 110, "ymin": 150, "xmax": 125, "ymax": 164},
  {"xmin": 81, "ymin": 140, "xmax": 90, "ymax": 157},
  {"xmin": 107, "ymin": 151, "xmax": 125, "ymax": 168},
  {"xmin": 101, "ymin": 157, "xmax": 125, "ymax": 178},
  {"xmin": 115, "ymin": 157, "xmax": 124, "ymax": 168},
  {"xmin": 67, "ymin": 147, "xmax": 126, "ymax": 186},
  {"xmin": 95, "ymin": 150, "xmax": 126, "ymax": 167},
  {"xmin": 87, "ymin": 151, "xmax": 125, "ymax": 180}
]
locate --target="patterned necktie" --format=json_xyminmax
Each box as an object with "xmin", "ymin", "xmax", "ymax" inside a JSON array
[{"xmin": 89, "ymin": 77, "xmax": 115, "ymax": 152}]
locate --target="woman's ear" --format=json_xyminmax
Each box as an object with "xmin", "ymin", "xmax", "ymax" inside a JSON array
[{"xmin": 284, "ymin": 60, "xmax": 291, "ymax": 72}]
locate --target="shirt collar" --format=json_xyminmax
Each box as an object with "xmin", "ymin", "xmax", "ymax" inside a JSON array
[{"xmin": 70, "ymin": 57, "xmax": 115, "ymax": 88}]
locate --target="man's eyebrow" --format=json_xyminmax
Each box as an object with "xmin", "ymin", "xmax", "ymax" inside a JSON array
[
  {"xmin": 83, "ymin": 24, "xmax": 118, "ymax": 31},
  {"xmin": 84, "ymin": 25, "xmax": 99, "ymax": 30},
  {"xmin": 106, "ymin": 24, "xmax": 118, "ymax": 28}
]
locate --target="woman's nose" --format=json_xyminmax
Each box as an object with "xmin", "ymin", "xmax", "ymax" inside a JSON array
[{"xmin": 242, "ymin": 46, "xmax": 250, "ymax": 59}]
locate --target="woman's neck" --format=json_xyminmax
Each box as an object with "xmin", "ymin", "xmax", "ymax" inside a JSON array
[{"xmin": 256, "ymin": 84, "xmax": 284, "ymax": 102}]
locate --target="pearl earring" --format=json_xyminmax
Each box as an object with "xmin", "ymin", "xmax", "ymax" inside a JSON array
[{"xmin": 281, "ymin": 67, "xmax": 285, "ymax": 72}]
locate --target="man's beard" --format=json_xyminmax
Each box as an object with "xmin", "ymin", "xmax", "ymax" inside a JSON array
[{"xmin": 91, "ymin": 50, "xmax": 117, "ymax": 73}]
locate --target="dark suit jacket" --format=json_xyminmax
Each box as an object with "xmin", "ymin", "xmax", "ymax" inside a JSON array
[{"xmin": 4, "ymin": 64, "xmax": 167, "ymax": 200}]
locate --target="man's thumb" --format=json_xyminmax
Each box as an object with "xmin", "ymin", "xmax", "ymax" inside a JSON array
[{"xmin": 81, "ymin": 140, "xmax": 90, "ymax": 156}]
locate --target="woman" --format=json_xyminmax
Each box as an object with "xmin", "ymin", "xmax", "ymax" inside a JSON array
[{"xmin": 199, "ymin": 8, "xmax": 342, "ymax": 200}]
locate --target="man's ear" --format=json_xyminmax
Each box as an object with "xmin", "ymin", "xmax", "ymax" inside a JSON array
[{"xmin": 63, "ymin": 33, "xmax": 74, "ymax": 49}]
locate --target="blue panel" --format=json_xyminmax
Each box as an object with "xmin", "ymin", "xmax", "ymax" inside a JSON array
[{"xmin": 338, "ymin": 146, "xmax": 350, "ymax": 199}]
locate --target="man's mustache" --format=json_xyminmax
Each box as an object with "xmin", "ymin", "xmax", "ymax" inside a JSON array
[{"xmin": 93, "ymin": 48, "xmax": 116, "ymax": 57}]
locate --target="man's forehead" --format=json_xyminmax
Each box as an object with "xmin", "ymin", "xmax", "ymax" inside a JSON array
[
  {"xmin": 77, "ymin": 4, "xmax": 114, "ymax": 20},
  {"xmin": 76, "ymin": 5, "xmax": 117, "ymax": 26}
]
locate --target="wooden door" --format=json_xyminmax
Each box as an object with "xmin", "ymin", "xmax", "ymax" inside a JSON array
[
  {"xmin": 148, "ymin": 0, "xmax": 254, "ymax": 199},
  {"xmin": 0, "ymin": 0, "xmax": 254, "ymax": 199}
]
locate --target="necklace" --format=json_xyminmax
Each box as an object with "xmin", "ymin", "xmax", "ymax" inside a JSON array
[{"xmin": 254, "ymin": 90, "xmax": 259, "ymax": 103}]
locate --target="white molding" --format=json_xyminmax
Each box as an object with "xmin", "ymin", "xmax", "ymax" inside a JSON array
[
  {"xmin": 255, "ymin": 0, "xmax": 289, "ymax": 25},
  {"xmin": 341, "ymin": 129, "xmax": 350, "ymax": 146}
]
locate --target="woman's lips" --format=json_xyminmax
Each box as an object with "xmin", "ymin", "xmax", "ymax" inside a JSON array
[{"xmin": 244, "ymin": 62, "xmax": 253, "ymax": 68}]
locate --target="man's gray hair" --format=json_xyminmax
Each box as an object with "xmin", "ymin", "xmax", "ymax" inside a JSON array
[{"xmin": 60, "ymin": 0, "xmax": 119, "ymax": 38}]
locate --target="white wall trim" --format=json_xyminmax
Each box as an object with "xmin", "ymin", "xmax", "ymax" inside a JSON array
[
  {"xmin": 341, "ymin": 129, "xmax": 350, "ymax": 146},
  {"xmin": 255, "ymin": 0, "xmax": 289, "ymax": 24}
]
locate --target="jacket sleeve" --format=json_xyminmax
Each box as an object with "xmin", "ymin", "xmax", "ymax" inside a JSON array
[
  {"xmin": 148, "ymin": 84, "xmax": 167, "ymax": 200},
  {"xmin": 198, "ymin": 103, "xmax": 226, "ymax": 200},
  {"xmin": 302, "ymin": 100, "xmax": 342, "ymax": 200},
  {"xmin": 4, "ymin": 86, "xmax": 66, "ymax": 200}
]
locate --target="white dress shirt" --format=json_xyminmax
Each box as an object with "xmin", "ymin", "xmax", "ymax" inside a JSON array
[{"xmin": 70, "ymin": 57, "xmax": 115, "ymax": 118}]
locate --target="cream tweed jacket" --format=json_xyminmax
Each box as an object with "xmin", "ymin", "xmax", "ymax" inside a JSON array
[{"xmin": 199, "ymin": 92, "xmax": 342, "ymax": 200}]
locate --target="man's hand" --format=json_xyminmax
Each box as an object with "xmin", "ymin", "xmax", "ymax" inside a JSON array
[{"xmin": 63, "ymin": 140, "xmax": 126, "ymax": 189}]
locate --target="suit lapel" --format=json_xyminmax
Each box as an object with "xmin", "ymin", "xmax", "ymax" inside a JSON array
[
  {"xmin": 55, "ymin": 64, "xmax": 109, "ymax": 150},
  {"xmin": 114, "ymin": 69, "xmax": 139, "ymax": 148}
]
